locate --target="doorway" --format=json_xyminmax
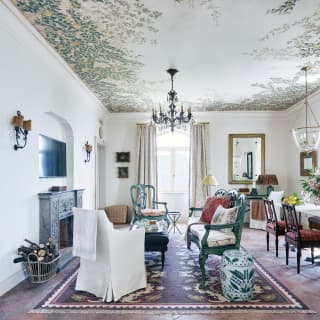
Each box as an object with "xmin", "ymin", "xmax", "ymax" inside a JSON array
[{"xmin": 95, "ymin": 138, "xmax": 107, "ymax": 209}]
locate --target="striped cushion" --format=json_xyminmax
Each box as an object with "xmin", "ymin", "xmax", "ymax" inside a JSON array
[{"xmin": 141, "ymin": 208, "xmax": 166, "ymax": 217}]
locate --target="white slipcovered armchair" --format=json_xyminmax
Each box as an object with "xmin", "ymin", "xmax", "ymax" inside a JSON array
[{"xmin": 72, "ymin": 208, "xmax": 146, "ymax": 302}]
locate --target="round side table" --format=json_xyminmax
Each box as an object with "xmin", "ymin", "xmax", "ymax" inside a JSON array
[{"xmin": 168, "ymin": 211, "xmax": 182, "ymax": 234}]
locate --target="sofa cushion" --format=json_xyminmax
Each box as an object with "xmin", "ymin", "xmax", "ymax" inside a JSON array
[
  {"xmin": 210, "ymin": 205, "xmax": 237, "ymax": 234},
  {"xmin": 189, "ymin": 224, "xmax": 236, "ymax": 247},
  {"xmin": 141, "ymin": 208, "xmax": 166, "ymax": 217},
  {"xmin": 200, "ymin": 196, "xmax": 231, "ymax": 223}
]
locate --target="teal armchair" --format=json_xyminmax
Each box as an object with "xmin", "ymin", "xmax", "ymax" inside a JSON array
[
  {"xmin": 130, "ymin": 184, "xmax": 170, "ymax": 226},
  {"xmin": 186, "ymin": 190, "xmax": 246, "ymax": 289}
]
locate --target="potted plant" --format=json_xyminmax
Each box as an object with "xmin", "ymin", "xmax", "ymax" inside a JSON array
[{"xmin": 301, "ymin": 168, "xmax": 320, "ymax": 205}]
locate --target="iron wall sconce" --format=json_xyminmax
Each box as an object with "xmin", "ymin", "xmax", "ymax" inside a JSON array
[
  {"xmin": 12, "ymin": 110, "xmax": 32, "ymax": 150},
  {"xmin": 84, "ymin": 141, "xmax": 93, "ymax": 163}
]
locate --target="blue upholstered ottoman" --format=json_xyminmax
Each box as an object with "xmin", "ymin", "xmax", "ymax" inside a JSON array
[{"xmin": 220, "ymin": 249, "xmax": 255, "ymax": 301}]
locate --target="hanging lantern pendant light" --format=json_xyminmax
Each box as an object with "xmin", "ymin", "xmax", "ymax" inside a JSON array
[{"xmin": 292, "ymin": 66, "xmax": 320, "ymax": 152}]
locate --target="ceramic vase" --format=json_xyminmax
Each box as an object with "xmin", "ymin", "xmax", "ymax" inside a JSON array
[{"xmin": 220, "ymin": 249, "xmax": 255, "ymax": 301}]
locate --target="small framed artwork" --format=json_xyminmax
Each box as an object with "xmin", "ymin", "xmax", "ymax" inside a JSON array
[
  {"xmin": 116, "ymin": 152, "xmax": 130, "ymax": 163},
  {"xmin": 118, "ymin": 167, "xmax": 129, "ymax": 179},
  {"xmin": 300, "ymin": 151, "xmax": 317, "ymax": 176}
]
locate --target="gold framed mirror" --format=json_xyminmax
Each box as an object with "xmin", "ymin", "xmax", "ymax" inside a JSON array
[{"xmin": 228, "ymin": 134, "xmax": 265, "ymax": 184}]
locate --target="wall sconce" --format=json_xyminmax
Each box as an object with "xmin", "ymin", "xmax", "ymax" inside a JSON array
[
  {"xmin": 84, "ymin": 141, "xmax": 93, "ymax": 163},
  {"xmin": 12, "ymin": 110, "xmax": 32, "ymax": 150}
]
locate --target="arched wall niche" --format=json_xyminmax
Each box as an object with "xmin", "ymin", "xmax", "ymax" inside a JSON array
[{"xmin": 38, "ymin": 111, "xmax": 74, "ymax": 189}]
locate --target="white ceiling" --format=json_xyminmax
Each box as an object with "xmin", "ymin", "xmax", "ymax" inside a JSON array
[{"xmin": 13, "ymin": 0, "xmax": 320, "ymax": 112}]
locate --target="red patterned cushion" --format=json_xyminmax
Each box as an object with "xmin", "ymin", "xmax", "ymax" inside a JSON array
[
  {"xmin": 266, "ymin": 221, "xmax": 286, "ymax": 233},
  {"xmin": 277, "ymin": 221, "xmax": 286, "ymax": 229},
  {"xmin": 286, "ymin": 229, "xmax": 320, "ymax": 241},
  {"xmin": 200, "ymin": 196, "xmax": 231, "ymax": 223}
]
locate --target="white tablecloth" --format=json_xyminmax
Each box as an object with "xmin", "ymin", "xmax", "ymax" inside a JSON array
[{"xmin": 295, "ymin": 204, "xmax": 320, "ymax": 229}]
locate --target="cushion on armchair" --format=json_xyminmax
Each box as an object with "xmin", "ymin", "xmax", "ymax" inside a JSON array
[
  {"xmin": 211, "ymin": 205, "xmax": 237, "ymax": 234},
  {"xmin": 189, "ymin": 224, "xmax": 236, "ymax": 247},
  {"xmin": 141, "ymin": 208, "xmax": 166, "ymax": 217},
  {"xmin": 200, "ymin": 196, "xmax": 231, "ymax": 223}
]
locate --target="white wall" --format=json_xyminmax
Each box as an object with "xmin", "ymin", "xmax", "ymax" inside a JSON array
[
  {"xmin": 197, "ymin": 112, "xmax": 289, "ymax": 194},
  {"xmin": 0, "ymin": 3, "xmax": 108, "ymax": 295},
  {"xmin": 105, "ymin": 111, "xmax": 290, "ymax": 221},
  {"xmin": 105, "ymin": 120, "xmax": 137, "ymax": 219}
]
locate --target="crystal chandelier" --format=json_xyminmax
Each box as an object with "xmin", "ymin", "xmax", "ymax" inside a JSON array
[
  {"xmin": 152, "ymin": 68, "xmax": 192, "ymax": 132},
  {"xmin": 292, "ymin": 66, "xmax": 320, "ymax": 152}
]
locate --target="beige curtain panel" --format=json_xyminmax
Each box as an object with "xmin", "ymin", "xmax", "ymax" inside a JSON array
[
  {"xmin": 135, "ymin": 123, "xmax": 158, "ymax": 206},
  {"xmin": 189, "ymin": 122, "xmax": 210, "ymax": 208}
]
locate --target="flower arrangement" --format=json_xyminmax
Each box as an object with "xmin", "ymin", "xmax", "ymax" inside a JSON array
[
  {"xmin": 283, "ymin": 192, "xmax": 303, "ymax": 205},
  {"xmin": 301, "ymin": 168, "xmax": 320, "ymax": 202}
]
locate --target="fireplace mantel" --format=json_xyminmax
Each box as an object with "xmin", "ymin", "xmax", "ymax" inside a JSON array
[{"xmin": 38, "ymin": 189, "xmax": 84, "ymax": 250}]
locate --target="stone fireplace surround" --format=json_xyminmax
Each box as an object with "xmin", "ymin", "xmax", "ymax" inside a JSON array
[{"xmin": 38, "ymin": 189, "xmax": 84, "ymax": 265}]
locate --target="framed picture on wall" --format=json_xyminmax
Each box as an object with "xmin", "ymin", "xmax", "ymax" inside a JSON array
[
  {"xmin": 118, "ymin": 167, "xmax": 129, "ymax": 179},
  {"xmin": 300, "ymin": 151, "xmax": 317, "ymax": 176},
  {"xmin": 116, "ymin": 152, "xmax": 130, "ymax": 162}
]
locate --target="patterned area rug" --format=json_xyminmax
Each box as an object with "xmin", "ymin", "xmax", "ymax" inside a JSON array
[{"xmin": 32, "ymin": 234, "xmax": 313, "ymax": 314}]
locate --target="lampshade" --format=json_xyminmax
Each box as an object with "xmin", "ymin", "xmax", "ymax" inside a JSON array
[
  {"xmin": 202, "ymin": 174, "xmax": 219, "ymax": 186},
  {"xmin": 256, "ymin": 174, "xmax": 279, "ymax": 185}
]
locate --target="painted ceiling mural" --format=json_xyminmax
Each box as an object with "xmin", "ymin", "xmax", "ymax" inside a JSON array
[{"xmin": 12, "ymin": 0, "xmax": 320, "ymax": 112}]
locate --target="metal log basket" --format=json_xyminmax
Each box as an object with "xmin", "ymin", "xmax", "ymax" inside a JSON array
[{"xmin": 23, "ymin": 253, "xmax": 60, "ymax": 284}]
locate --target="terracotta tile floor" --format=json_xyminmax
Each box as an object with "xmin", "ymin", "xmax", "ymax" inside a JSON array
[{"xmin": 1, "ymin": 226, "xmax": 320, "ymax": 320}]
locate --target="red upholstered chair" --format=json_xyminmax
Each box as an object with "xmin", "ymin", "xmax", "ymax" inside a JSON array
[
  {"xmin": 282, "ymin": 204, "xmax": 320, "ymax": 273},
  {"xmin": 263, "ymin": 199, "xmax": 286, "ymax": 257}
]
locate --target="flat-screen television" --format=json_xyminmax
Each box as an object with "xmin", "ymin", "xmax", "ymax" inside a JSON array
[{"xmin": 39, "ymin": 134, "xmax": 67, "ymax": 177}]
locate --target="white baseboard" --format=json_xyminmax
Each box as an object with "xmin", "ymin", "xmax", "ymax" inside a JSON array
[{"xmin": 0, "ymin": 270, "xmax": 26, "ymax": 296}]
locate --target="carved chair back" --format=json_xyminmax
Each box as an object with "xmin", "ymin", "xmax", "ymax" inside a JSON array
[
  {"xmin": 282, "ymin": 204, "xmax": 300, "ymax": 237},
  {"xmin": 264, "ymin": 199, "xmax": 279, "ymax": 224}
]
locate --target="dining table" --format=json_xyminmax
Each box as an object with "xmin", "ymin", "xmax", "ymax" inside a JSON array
[{"xmin": 295, "ymin": 203, "xmax": 320, "ymax": 229}]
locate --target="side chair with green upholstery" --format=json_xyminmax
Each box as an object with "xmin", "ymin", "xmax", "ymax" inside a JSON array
[
  {"xmin": 130, "ymin": 184, "xmax": 170, "ymax": 226},
  {"xmin": 186, "ymin": 191, "xmax": 246, "ymax": 289}
]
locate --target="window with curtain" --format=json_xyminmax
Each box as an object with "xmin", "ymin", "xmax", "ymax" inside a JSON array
[{"xmin": 157, "ymin": 131, "xmax": 189, "ymax": 193}]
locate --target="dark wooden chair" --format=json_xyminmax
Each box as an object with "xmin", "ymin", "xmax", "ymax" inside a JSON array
[
  {"xmin": 263, "ymin": 199, "xmax": 286, "ymax": 257},
  {"xmin": 282, "ymin": 204, "xmax": 320, "ymax": 273}
]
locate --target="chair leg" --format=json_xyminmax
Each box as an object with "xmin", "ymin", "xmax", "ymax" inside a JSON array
[
  {"xmin": 311, "ymin": 247, "xmax": 314, "ymax": 264},
  {"xmin": 285, "ymin": 241, "xmax": 289, "ymax": 265},
  {"xmin": 266, "ymin": 232, "xmax": 269, "ymax": 251},
  {"xmin": 187, "ymin": 231, "xmax": 191, "ymax": 249},
  {"xmin": 199, "ymin": 252, "xmax": 208, "ymax": 290},
  {"xmin": 275, "ymin": 234, "xmax": 279, "ymax": 257},
  {"xmin": 297, "ymin": 246, "xmax": 301, "ymax": 274},
  {"xmin": 161, "ymin": 251, "xmax": 165, "ymax": 269}
]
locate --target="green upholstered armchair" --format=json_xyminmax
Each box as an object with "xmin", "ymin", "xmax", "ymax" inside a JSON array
[
  {"xmin": 130, "ymin": 184, "xmax": 170, "ymax": 226},
  {"xmin": 186, "ymin": 190, "xmax": 246, "ymax": 289}
]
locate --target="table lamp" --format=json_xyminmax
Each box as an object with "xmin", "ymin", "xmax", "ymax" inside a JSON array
[
  {"xmin": 202, "ymin": 174, "xmax": 219, "ymax": 196},
  {"xmin": 256, "ymin": 174, "xmax": 279, "ymax": 196}
]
